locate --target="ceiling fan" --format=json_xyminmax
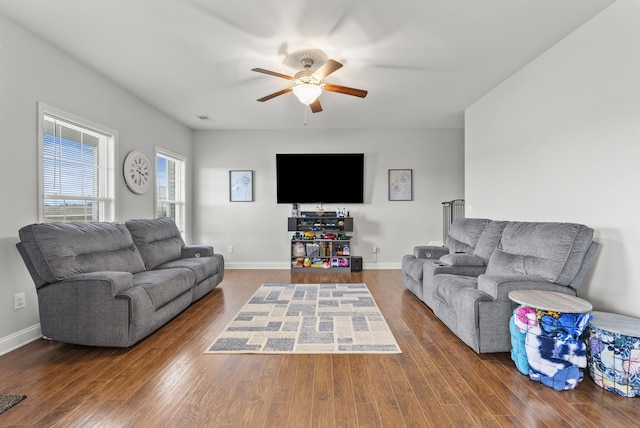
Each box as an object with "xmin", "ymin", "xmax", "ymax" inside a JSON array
[{"xmin": 251, "ymin": 57, "xmax": 368, "ymax": 113}]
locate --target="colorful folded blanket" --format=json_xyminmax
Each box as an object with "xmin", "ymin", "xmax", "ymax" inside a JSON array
[{"xmin": 511, "ymin": 306, "xmax": 592, "ymax": 390}]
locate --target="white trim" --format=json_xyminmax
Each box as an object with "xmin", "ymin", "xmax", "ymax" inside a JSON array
[
  {"xmin": 154, "ymin": 146, "xmax": 186, "ymax": 164},
  {"xmin": 0, "ymin": 324, "xmax": 42, "ymax": 356},
  {"xmin": 364, "ymin": 262, "xmax": 401, "ymax": 269},
  {"xmin": 226, "ymin": 262, "xmax": 290, "ymax": 269}
]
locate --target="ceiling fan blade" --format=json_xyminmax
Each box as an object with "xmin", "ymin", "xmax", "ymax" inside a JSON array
[
  {"xmin": 323, "ymin": 84, "xmax": 368, "ymax": 98},
  {"xmin": 311, "ymin": 59, "xmax": 343, "ymax": 81},
  {"xmin": 310, "ymin": 99, "xmax": 322, "ymax": 113},
  {"xmin": 257, "ymin": 87, "xmax": 293, "ymax": 102},
  {"xmin": 251, "ymin": 68, "xmax": 295, "ymax": 81}
]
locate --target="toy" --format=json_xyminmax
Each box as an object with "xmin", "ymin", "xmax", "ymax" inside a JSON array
[
  {"xmin": 304, "ymin": 231, "xmax": 316, "ymax": 240},
  {"xmin": 292, "ymin": 242, "xmax": 306, "ymax": 257}
]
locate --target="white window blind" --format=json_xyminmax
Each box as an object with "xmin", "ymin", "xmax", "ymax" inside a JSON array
[{"xmin": 39, "ymin": 105, "xmax": 116, "ymax": 223}]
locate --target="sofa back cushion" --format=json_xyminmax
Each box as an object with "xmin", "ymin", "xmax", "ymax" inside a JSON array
[
  {"xmin": 473, "ymin": 221, "xmax": 508, "ymax": 263},
  {"xmin": 485, "ymin": 222, "xmax": 594, "ymax": 286},
  {"xmin": 126, "ymin": 218, "xmax": 185, "ymax": 270},
  {"xmin": 18, "ymin": 222, "xmax": 146, "ymax": 286},
  {"xmin": 444, "ymin": 218, "xmax": 491, "ymax": 254}
]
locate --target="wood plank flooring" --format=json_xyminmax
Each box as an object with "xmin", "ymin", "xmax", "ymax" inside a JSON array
[{"xmin": 1, "ymin": 269, "xmax": 638, "ymax": 427}]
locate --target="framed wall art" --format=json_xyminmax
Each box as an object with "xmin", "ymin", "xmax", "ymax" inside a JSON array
[
  {"xmin": 388, "ymin": 169, "xmax": 413, "ymax": 201},
  {"xmin": 229, "ymin": 170, "xmax": 254, "ymax": 202}
]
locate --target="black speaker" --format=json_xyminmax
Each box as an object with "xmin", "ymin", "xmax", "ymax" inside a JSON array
[{"xmin": 351, "ymin": 256, "xmax": 363, "ymax": 272}]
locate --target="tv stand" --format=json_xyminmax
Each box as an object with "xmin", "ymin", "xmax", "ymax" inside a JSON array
[{"xmin": 288, "ymin": 213, "xmax": 354, "ymax": 272}]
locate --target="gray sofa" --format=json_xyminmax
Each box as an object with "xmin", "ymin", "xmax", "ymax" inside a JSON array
[
  {"xmin": 16, "ymin": 218, "xmax": 224, "ymax": 347},
  {"xmin": 402, "ymin": 218, "xmax": 599, "ymax": 353}
]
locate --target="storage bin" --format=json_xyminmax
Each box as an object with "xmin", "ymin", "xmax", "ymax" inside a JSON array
[{"xmin": 586, "ymin": 311, "xmax": 640, "ymax": 397}]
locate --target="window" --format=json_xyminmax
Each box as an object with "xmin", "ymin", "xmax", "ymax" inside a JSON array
[
  {"xmin": 156, "ymin": 149, "xmax": 186, "ymax": 235},
  {"xmin": 38, "ymin": 103, "xmax": 116, "ymax": 223}
]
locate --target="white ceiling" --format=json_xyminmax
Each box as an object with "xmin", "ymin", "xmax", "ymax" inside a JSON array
[{"xmin": 0, "ymin": 0, "xmax": 615, "ymax": 130}]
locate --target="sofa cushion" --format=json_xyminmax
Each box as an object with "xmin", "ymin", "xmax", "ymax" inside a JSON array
[
  {"xmin": 126, "ymin": 218, "xmax": 185, "ymax": 270},
  {"xmin": 156, "ymin": 256, "xmax": 221, "ymax": 284},
  {"xmin": 444, "ymin": 218, "xmax": 490, "ymax": 254},
  {"xmin": 485, "ymin": 222, "xmax": 594, "ymax": 286},
  {"xmin": 18, "ymin": 222, "xmax": 146, "ymax": 284},
  {"xmin": 131, "ymin": 268, "xmax": 195, "ymax": 310},
  {"xmin": 486, "ymin": 249, "xmax": 559, "ymax": 282},
  {"xmin": 473, "ymin": 221, "xmax": 508, "ymax": 262}
]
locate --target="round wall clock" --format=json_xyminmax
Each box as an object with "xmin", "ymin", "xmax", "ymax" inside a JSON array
[{"xmin": 123, "ymin": 150, "xmax": 153, "ymax": 194}]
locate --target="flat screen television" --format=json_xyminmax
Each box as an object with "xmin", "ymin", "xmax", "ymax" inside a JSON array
[{"xmin": 276, "ymin": 153, "xmax": 364, "ymax": 204}]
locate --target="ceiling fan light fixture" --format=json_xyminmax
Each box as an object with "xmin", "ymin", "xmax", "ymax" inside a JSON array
[{"xmin": 292, "ymin": 83, "xmax": 322, "ymax": 105}]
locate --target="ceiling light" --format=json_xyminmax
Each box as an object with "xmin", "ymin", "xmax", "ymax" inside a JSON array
[{"xmin": 292, "ymin": 83, "xmax": 322, "ymax": 105}]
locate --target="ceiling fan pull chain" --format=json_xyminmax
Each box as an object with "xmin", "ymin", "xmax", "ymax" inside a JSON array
[{"xmin": 304, "ymin": 106, "xmax": 308, "ymax": 126}]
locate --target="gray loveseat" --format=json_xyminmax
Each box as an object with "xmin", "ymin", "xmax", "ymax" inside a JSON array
[
  {"xmin": 402, "ymin": 218, "xmax": 599, "ymax": 353},
  {"xmin": 16, "ymin": 218, "xmax": 224, "ymax": 347}
]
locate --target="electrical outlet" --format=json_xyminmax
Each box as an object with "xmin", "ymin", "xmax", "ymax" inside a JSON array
[
  {"xmin": 14, "ymin": 293, "xmax": 26, "ymax": 310},
  {"xmin": 372, "ymin": 246, "xmax": 378, "ymax": 253},
  {"xmin": 228, "ymin": 246, "xmax": 233, "ymax": 254}
]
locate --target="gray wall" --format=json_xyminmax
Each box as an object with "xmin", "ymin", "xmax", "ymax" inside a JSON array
[
  {"xmin": 192, "ymin": 129, "xmax": 464, "ymax": 269},
  {"xmin": 465, "ymin": 0, "xmax": 639, "ymax": 318},
  {"xmin": 0, "ymin": 14, "xmax": 193, "ymax": 354}
]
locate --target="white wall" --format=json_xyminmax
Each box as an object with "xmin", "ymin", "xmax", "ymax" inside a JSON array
[
  {"xmin": 192, "ymin": 128, "xmax": 464, "ymax": 269},
  {"xmin": 465, "ymin": 0, "xmax": 639, "ymax": 318},
  {"xmin": 0, "ymin": 14, "xmax": 193, "ymax": 354}
]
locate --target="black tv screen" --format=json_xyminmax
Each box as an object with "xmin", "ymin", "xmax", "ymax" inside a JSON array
[{"xmin": 276, "ymin": 153, "xmax": 364, "ymax": 204}]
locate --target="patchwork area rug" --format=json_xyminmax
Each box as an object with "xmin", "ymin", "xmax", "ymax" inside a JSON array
[
  {"xmin": 0, "ymin": 394, "xmax": 27, "ymax": 414},
  {"xmin": 206, "ymin": 283, "xmax": 401, "ymax": 354}
]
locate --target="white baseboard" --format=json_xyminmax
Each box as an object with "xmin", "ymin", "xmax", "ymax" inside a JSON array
[
  {"xmin": 0, "ymin": 324, "xmax": 42, "ymax": 356},
  {"xmin": 364, "ymin": 262, "xmax": 401, "ymax": 269},
  {"xmin": 226, "ymin": 262, "xmax": 289, "ymax": 269}
]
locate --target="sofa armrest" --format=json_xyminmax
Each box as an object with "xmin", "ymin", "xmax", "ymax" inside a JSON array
[
  {"xmin": 37, "ymin": 272, "xmax": 135, "ymax": 346},
  {"xmin": 478, "ymin": 274, "xmax": 576, "ymax": 302},
  {"xmin": 413, "ymin": 245, "xmax": 449, "ymax": 259},
  {"xmin": 438, "ymin": 253, "xmax": 485, "ymax": 267},
  {"xmin": 423, "ymin": 261, "xmax": 487, "ymax": 279},
  {"xmin": 60, "ymin": 271, "xmax": 133, "ymax": 296},
  {"xmin": 182, "ymin": 245, "xmax": 214, "ymax": 258},
  {"xmin": 454, "ymin": 286, "xmax": 494, "ymax": 314}
]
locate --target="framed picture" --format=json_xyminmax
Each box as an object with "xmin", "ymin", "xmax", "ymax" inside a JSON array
[
  {"xmin": 229, "ymin": 170, "xmax": 253, "ymax": 202},
  {"xmin": 388, "ymin": 169, "xmax": 413, "ymax": 201}
]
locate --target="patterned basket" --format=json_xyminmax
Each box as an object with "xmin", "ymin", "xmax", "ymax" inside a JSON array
[{"xmin": 586, "ymin": 326, "xmax": 640, "ymax": 397}]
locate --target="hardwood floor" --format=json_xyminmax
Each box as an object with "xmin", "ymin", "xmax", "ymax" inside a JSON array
[{"xmin": 1, "ymin": 269, "xmax": 638, "ymax": 427}]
